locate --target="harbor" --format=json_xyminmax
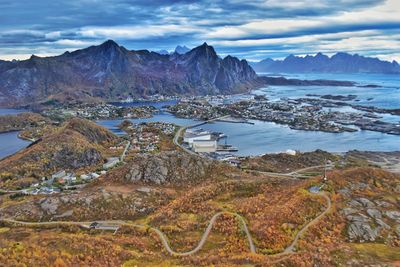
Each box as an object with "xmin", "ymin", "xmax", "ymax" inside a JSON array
[{"xmin": 182, "ymin": 121, "xmax": 239, "ymax": 159}]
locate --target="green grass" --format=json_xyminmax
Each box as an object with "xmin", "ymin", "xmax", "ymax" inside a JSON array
[
  {"xmin": 352, "ymin": 243, "xmax": 400, "ymax": 262},
  {"xmin": 0, "ymin": 227, "xmax": 10, "ymax": 234}
]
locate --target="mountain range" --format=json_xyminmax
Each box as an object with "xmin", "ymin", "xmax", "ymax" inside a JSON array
[
  {"xmin": 156, "ymin": 45, "xmax": 190, "ymax": 55},
  {"xmin": 250, "ymin": 52, "xmax": 400, "ymax": 74},
  {"xmin": 0, "ymin": 40, "xmax": 259, "ymax": 107},
  {"xmin": 174, "ymin": 45, "xmax": 191, "ymax": 54}
]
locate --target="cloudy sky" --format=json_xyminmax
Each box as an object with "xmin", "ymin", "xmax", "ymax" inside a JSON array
[{"xmin": 0, "ymin": 0, "xmax": 399, "ymax": 61}]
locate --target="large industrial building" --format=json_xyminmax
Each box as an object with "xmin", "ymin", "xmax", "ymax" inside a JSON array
[{"xmin": 183, "ymin": 129, "xmax": 212, "ymax": 147}]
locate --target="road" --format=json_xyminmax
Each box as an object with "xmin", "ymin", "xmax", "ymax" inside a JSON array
[
  {"xmin": 245, "ymin": 164, "xmax": 333, "ymax": 179},
  {"xmin": 172, "ymin": 115, "xmax": 230, "ymax": 157},
  {"xmin": 120, "ymin": 140, "xmax": 131, "ymax": 162},
  {"xmin": 0, "ymin": 192, "xmax": 331, "ymax": 257},
  {"xmin": 0, "ymin": 211, "xmax": 254, "ymax": 256},
  {"xmin": 130, "ymin": 211, "xmax": 256, "ymax": 256},
  {"xmin": 283, "ymin": 192, "xmax": 331, "ymax": 253}
]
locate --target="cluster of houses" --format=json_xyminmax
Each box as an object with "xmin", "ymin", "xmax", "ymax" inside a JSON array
[
  {"xmin": 22, "ymin": 140, "xmax": 132, "ymax": 195},
  {"xmin": 170, "ymin": 97, "xmax": 375, "ymax": 134},
  {"xmin": 42, "ymin": 103, "xmax": 156, "ymax": 120},
  {"xmin": 24, "ymin": 169, "xmax": 107, "ymax": 195},
  {"xmin": 148, "ymin": 122, "xmax": 176, "ymax": 135},
  {"xmin": 131, "ymin": 130, "xmax": 160, "ymax": 152},
  {"xmin": 124, "ymin": 122, "xmax": 177, "ymax": 153}
]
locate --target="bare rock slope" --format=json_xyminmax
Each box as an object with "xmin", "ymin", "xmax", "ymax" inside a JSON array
[{"xmin": 125, "ymin": 151, "xmax": 212, "ymax": 184}]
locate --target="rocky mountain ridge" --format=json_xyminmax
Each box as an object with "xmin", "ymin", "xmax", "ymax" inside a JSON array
[
  {"xmin": 251, "ymin": 52, "xmax": 400, "ymax": 74},
  {"xmin": 0, "ymin": 40, "xmax": 260, "ymax": 107},
  {"xmin": 174, "ymin": 45, "xmax": 190, "ymax": 54}
]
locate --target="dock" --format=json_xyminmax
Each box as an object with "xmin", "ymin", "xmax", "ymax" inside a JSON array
[
  {"xmin": 217, "ymin": 144, "xmax": 238, "ymax": 152},
  {"xmin": 216, "ymin": 116, "xmax": 254, "ymax": 125}
]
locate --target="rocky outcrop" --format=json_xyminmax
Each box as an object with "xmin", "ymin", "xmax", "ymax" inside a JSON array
[
  {"xmin": 65, "ymin": 117, "xmax": 117, "ymax": 145},
  {"xmin": 39, "ymin": 198, "xmax": 60, "ymax": 215},
  {"xmin": 0, "ymin": 40, "xmax": 260, "ymax": 107},
  {"xmin": 51, "ymin": 147, "xmax": 102, "ymax": 169},
  {"xmin": 343, "ymin": 196, "xmax": 399, "ymax": 242},
  {"xmin": 125, "ymin": 151, "xmax": 211, "ymax": 184},
  {"xmin": 385, "ymin": 211, "xmax": 400, "ymax": 222},
  {"xmin": 347, "ymin": 216, "xmax": 379, "ymax": 242}
]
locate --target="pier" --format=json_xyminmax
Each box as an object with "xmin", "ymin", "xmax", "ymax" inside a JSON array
[{"xmin": 173, "ymin": 115, "xmax": 231, "ymax": 157}]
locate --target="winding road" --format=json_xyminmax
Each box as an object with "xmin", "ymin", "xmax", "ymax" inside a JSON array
[
  {"xmin": 120, "ymin": 140, "xmax": 131, "ymax": 162},
  {"xmin": 0, "ymin": 192, "xmax": 331, "ymax": 257},
  {"xmin": 130, "ymin": 211, "xmax": 256, "ymax": 256},
  {"xmin": 246, "ymin": 164, "xmax": 333, "ymax": 179},
  {"xmin": 283, "ymin": 192, "xmax": 331, "ymax": 254}
]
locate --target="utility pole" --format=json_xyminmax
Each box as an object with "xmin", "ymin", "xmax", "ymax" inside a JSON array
[{"xmin": 323, "ymin": 158, "xmax": 327, "ymax": 182}]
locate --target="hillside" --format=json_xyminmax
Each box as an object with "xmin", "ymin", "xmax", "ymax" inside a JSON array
[
  {"xmin": 0, "ymin": 162, "xmax": 398, "ymax": 266},
  {"xmin": 251, "ymin": 52, "xmax": 400, "ymax": 74},
  {"xmin": 0, "ymin": 118, "xmax": 119, "ymax": 188},
  {"xmin": 0, "ymin": 41, "xmax": 260, "ymax": 107},
  {"xmin": 0, "ymin": 113, "xmax": 49, "ymax": 134}
]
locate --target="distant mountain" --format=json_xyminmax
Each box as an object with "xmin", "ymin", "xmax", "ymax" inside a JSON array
[
  {"xmin": 0, "ymin": 40, "xmax": 259, "ymax": 107},
  {"xmin": 174, "ymin": 45, "xmax": 190, "ymax": 54},
  {"xmin": 251, "ymin": 52, "xmax": 400, "ymax": 74},
  {"xmin": 155, "ymin": 49, "xmax": 169, "ymax": 55}
]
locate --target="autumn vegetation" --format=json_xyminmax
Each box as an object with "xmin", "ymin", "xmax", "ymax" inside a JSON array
[
  {"xmin": 0, "ymin": 116, "xmax": 399, "ymax": 266},
  {"xmin": 0, "ymin": 118, "xmax": 120, "ymax": 189}
]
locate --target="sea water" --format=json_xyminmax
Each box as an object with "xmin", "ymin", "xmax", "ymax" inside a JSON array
[{"xmin": 99, "ymin": 73, "xmax": 400, "ymax": 155}]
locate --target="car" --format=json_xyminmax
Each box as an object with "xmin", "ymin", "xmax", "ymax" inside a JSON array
[{"xmin": 89, "ymin": 222, "xmax": 99, "ymax": 229}]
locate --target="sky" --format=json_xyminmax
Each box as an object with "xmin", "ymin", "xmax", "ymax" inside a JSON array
[{"xmin": 0, "ymin": 0, "xmax": 399, "ymax": 62}]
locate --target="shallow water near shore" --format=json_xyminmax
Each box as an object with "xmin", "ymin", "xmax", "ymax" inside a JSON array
[
  {"xmin": 0, "ymin": 131, "xmax": 30, "ymax": 159},
  {"xmin": 0, "ymin": 109, "xmax": 31, "ymax": 158}
]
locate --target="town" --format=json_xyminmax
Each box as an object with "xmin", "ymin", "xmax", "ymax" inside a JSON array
[
  {"xmin": 168, "ymin": 94, "xmax": 400, "ymax": 135},
  {"xmin": 0, "ymin": 139, "xmax": 130, "ymax": 196},
  {"xmin": 41, "ymin": 103, "xmax": 157, "ymax": 120},
  {"xmin": 0, "ymin": 119, "xmax": 184, "ymax": 195}
]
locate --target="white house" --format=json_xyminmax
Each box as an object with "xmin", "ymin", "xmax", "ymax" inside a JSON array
[
  {"xmin": 192, "ymin": 140, "xmax": 217, "ymax": 153},
  {"xmin": 285, "ymin": 149, "xmax": 297, "ymax": 156},
  {"xmin": 103, "ymin": 157, "xmax": 120, "ymax": 170},
  {"xmin": 80, "ymin": 174, "xmax": 91, "ymax": 180},
  {"xmin": 90, "ymin": 172, "xmax": 100, "ymax": 179}
]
